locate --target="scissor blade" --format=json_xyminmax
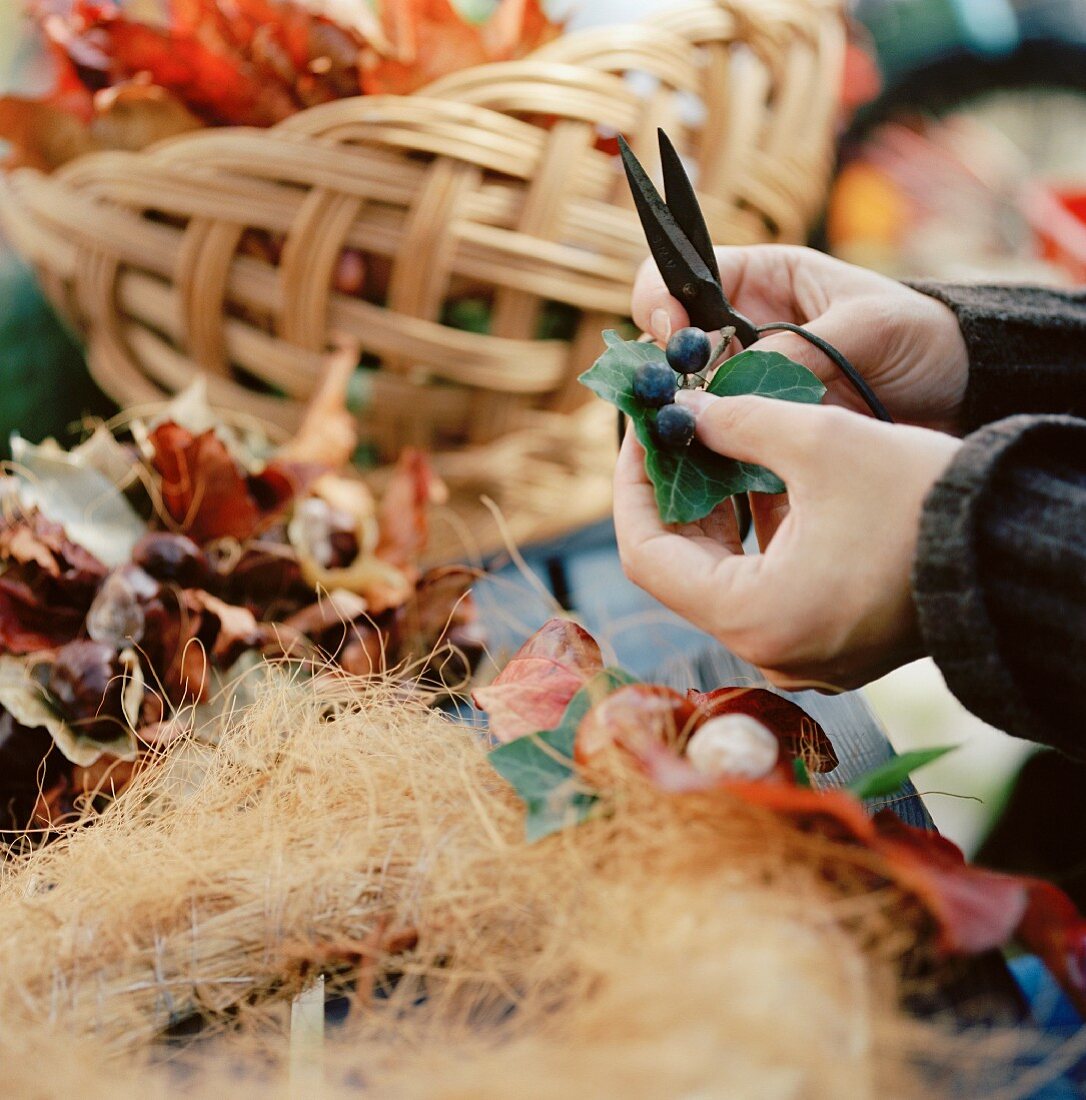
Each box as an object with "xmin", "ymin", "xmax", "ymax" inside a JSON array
[
  {"xmin": 617, "ymin": 135, "xmax": 735, "ymax": 332},
  {"xmin": 658, "ymin": 129, "xmax": 719, "ymax": 288}
]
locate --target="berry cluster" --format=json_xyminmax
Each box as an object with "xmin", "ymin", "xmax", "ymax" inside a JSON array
[{"xmin": 631, "ymin": 327, "xmax": 713, "ymax": 448}]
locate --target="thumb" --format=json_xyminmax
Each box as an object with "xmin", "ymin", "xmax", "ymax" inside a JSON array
[
  {"xmin": 631, "ymin": 257, "xmax": 689, "ymax": 342},
  {"xmin": 675, "ymin": 390, "xmax": 839, "ymax": 484}
]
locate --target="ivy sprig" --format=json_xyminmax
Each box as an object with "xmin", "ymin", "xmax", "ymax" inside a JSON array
[{"xmin": 579, "ymin": 331, "xmax": 825, "ymax": 524}]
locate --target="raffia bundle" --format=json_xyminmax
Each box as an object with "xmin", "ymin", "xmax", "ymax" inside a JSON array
[
  {"xmin": 0, "ymin": 662, "xmax": 1068, "ymax": 1098},
  {"xmin": 0, "ymin": 0, "xmax": 845, "ymax": 559}
]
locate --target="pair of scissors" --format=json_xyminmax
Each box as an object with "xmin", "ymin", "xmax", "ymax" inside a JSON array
[{"xmin": 617, "ymin": 129, "xmax": 892, "ymax": 423}]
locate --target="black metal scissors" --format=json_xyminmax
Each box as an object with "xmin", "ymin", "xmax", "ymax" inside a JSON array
[{"xmin": 618, "ymin": 129, "xmax": 892, "ymax": 423}]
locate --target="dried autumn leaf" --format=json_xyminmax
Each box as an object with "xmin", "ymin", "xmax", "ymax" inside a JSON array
[
  {"xmin": 643, "ymin": 761, "xmax": 1086, "ymax": 1016},
  {"xmin": 185, "ymin": 590, "xmax": 263, "ymax": 666},
  {"xmin": 575, "ymin": 683, "xmax": 699, "ymax": 765},
  {"xmin": 0, "ymin": 654, "xmax": 137, "ymax": 767},
  {"xmin": 67, "ymin": 13, "xmax": 297, "ymax": 126},
  {"xmin": 276, "ymin": 345, "xmax": 359, "ymax": 470},
  {"xmin": 0, "ymin": 96, "xmax": 96, "ymax": 169},
  {"xmin": 473, "ymin": 618, "xmax": 604, "ymax": 743},
  {"xmin": 10, "ymin": 433, "xmax": 146, "ymax": 568},
  {"xmin": 0, "ymin": 707, "xmax": 72, "ymax": 833},
  {"xmin": 870, "ymin": 814, "xmax": 1086, "ymax": 1017},
  {"xmin": 149, "ymin": 421, "xmax": 317, "ymax": 544},
  {"xmin": 0, "ymin": 508, "xmax": 107, "ymax": 653},
  {"xmin": 361, "ymin": 0, "xmax": 488, "ymax": 95},
  {"xmin": 375, "ymin": 448, "xmax": 445, "ymax": 573},
  {"xmin": 89, "ymin": 79, "xmax": 203, "ymax": 151},
  {"xmin": 689, "ymin": 687, "xmax": 838, "ymax": 774},
  {"xmin": 150, "ymin": 421, "xmax": 259, "ymax": 541},
  {"xmin": 0, "ymin": 10, "xmax": 96, "ymax": 169}
]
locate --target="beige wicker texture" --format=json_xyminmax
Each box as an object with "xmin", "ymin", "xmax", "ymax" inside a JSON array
[{"xmin": 0, "ymin": 0, "xmax": 844, "ymax": 558}]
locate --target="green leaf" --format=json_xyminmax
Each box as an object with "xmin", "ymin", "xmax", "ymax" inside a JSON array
[
  {"xmin": 579, "ymin": 333, "xmax": 826, "ymax": 524},
  {"xmin": 846, "ymin": 745, "xmax": 958, "ymax": 801},
  {"xmin": 488, "ymin": 666, "xmax": 636, "ymax": 842},
  {"xmin": 792, "ymin": 757, "xmax": 812, "ymax": 788}
]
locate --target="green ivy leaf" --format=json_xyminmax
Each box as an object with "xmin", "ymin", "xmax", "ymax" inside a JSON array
[
  {"xmin": 488, "ymin": 666, "xmax": 636, "ymax": 842},
  {"xmin": 846, "ymin": 746, "xmax": 958, "ymax": 801},
  {"xmin": 792, "ymin": 757, "xmax": 812, "ymax": 788},
  {"xmin": 579, "ymin": 332, "xmax": 826, "ymax": 524}
]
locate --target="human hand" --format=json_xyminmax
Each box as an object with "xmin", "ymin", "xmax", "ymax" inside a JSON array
[
  {"xmin": 613, "ymin": 392, "xmax": 961, "ymax": 691},
  {"xmin": 632, "ymin": 245, "xmax": 969, "ymax": 434}
]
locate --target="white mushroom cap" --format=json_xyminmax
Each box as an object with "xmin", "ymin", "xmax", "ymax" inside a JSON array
[{"xmin": 685, "ymin": 714, "xmax": 780, "ymax": 781}]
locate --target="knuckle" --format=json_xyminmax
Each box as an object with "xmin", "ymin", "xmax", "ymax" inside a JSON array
[
  {"xmin": 797, "ymin": 404, "xmax": 847, "ymax": 451},
  {"xmin": 735, "ymin": 620, "xmax": 804, "ymax": 672}
]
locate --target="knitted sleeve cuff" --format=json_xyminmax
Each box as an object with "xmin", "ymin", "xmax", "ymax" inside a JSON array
[
  {"xmin": 906, "ymin": 282, "xmax": 1086, "ymax": 431},
  {"xmin": 911, "ymin": 415, "xmax": 1086, "ymax": 756}
]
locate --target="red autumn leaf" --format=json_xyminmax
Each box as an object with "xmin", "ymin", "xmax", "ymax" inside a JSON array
[
  {"xmin": 61, "ymin": 11, "xmax": 297, "ymax": 126},
  {"xmin": 575, "ymin": 684, "xmax": 699, "ymax": 765},
  {"xmin": 869, "ymin": 812, "xmax": 1029, "ymax": 954},
  {"xmin": 1016, "ymin": 879, "xmax": 1086, "ymax": 1018},
  {"xmin": 689, "ymin": 687, "xmax": 838, "ymax": 773},
  {"xmin": 149, "ymin": 421, "xmax": 318, "ymax": 544},
  {"xmin": 150, "ymin": 422, "xmax": 258, "ymax": 542},
  {"xmin": 0, "ymin": 509, "xmax": 107, "ymax": 652},
  {"xmin": 472, "ymin": 618, "xmax": 603, "ymax": 743},
  {"xmin": 361, "ymin": 0, "xmax": 488, "ymax": 95},
  {"xmin": 871, "ymin": 812, "xmax": 1086, "ymax": 1014},
  {"xmin": 641, "ymin": 759, "xmax": 1086, "ymax": 1015},
  {"xmin": 375, "ymin": 448, "xmax": 443, "ymax": 574}
]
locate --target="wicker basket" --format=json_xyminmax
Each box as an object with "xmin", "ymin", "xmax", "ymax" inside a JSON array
[{"xmin": 0, "ymin": 0, "xmax": 844, "ymax": 560}]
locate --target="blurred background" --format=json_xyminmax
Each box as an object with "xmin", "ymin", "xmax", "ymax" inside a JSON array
[{"xmin": 1, "ymin": 0, "xmax": 1084, "ymax": 882}]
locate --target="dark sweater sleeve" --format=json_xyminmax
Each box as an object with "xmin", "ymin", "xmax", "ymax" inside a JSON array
[
  {"xmin": 907, "ymin": 282, "xmax": 1086, "ymax": 430},
  {"xmin": 912, "ymin": 415, "xmax": 1086, "ymax": 756}
]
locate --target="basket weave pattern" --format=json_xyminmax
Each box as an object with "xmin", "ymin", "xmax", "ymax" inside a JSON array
[{"xmin": 1, "ymin": 0, "xmax": 843, "ymax": 554}]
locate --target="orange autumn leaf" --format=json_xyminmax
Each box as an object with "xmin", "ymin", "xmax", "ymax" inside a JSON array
[{"xmin": 361, "ymin": 0, "xmax": 561, "ymax": 95}]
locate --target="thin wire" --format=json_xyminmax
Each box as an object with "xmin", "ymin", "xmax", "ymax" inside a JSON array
[{"xmin": 755, "ymin": 322, "xmax": 894, "ymax": 423}]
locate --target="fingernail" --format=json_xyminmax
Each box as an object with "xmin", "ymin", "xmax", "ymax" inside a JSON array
[
  {"xmin": 650, "ymin": 308, "xmax": 672, "ymax": 343},
  {"xmin": 676, "ymin": 389, "xmax": 714, "ymax": 414}
]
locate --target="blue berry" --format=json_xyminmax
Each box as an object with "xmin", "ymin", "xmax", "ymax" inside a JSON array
[
  {"xmin": 654, "ymin": 403, "xmax": 696, "ymax": 448},
  {"xmin": 666, "ymin": 327, "xmax": 712, "ymax": 375},
  {"xmin": 632, "ymin": 362, "xmax": 677, "ymax": 408}
]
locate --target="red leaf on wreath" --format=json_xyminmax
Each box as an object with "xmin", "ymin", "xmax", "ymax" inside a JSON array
[
  {"xmin": 1016, "ymin": 878, "xmax": 1086, "ymax": 1018},
  {"xmin": 575, "ymin": 684, "xmax": 699, "ymax": 764},
  {"xmin": 871, "ymin": 812, "xmax": 1086, "ymax": 1013},
  {"xmin": 472, "ymin": 618, "xmax": 603, "ymax": 743},
  {"xmin": 149, "ymin": 421, "xmax": 317, "ymax": 544},
  {"xmin": 689, "ymin": 687, "xmax": 838, "ymax": 773}
]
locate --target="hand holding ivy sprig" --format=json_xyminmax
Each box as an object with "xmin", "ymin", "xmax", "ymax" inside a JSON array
[{"xmin": 580, "ymin": 133, "xmax": 968, "ymax": 692}]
